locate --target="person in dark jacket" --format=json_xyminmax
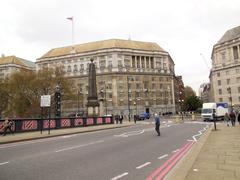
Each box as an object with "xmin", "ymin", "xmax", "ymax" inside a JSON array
[
  {"xmin": 229, "ymin": 111, "xmax": 236, "ymax": 127},
  {"xmin": 238, "ymin": 113, "xmax": 240, "ymax": 125},
  {"xmin": 154, "ymin": 113, "xmax": 160, "ymax": 136}
]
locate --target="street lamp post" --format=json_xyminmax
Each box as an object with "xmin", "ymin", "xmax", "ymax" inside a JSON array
[
  {"xmin": 77, "ymin": 90, "xmax": 80, "ymax": 113},
  {"xmin": 227, "ymin": 87, "xmax": 233, "ymax": 111},
  {"xmin": 127, "ymin": 76, "xmax": 131, "ymax": 122}
]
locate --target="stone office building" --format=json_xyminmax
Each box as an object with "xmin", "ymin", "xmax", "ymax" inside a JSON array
[
  {"xmin": 211, "ymin": 26, "xmax": 240, "ymax": 109},
  {"xmin": 36, "ymin": 39, "xmax": 176, "ymax": 116},
  {"xmin": 0, "ymin": 55, "xmax": 35, "ymax": 79}
]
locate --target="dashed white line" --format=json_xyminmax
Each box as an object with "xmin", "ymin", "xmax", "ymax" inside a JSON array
[
  {"xmin": 158, "ymin": 154, "xmax": 168, "ymax": 160},
  {"xmin": 110, "ymin": 172, "xmax": 129, "ymax": 180},
  {"xmin": 136, "ymin": 162, "xmax": 151, "ymax": 169},
  {"xmin": 55, "ymin": 140, "xmax": 104, "ymax": 152},
  {"xmin": 0, "ymin": 161, "xmax": 9, "ymax": 166},
  {"xmin": 172, "ymin": 149, "xmax": 180, "ymax": 153}
]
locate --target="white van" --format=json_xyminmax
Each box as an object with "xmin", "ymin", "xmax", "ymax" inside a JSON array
[{"xmin": 201, "ymin": 102, "xmax": 228, "ymax": 121}]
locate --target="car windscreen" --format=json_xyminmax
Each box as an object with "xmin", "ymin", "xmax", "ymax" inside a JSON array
[{"xmin": 202, "ymin": 109, "xmax": 213, "ymax": 113}]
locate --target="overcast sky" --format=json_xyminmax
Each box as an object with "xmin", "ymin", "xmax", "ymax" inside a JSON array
[{"xmin": 1, "ymin": 0, "xmax": 240, "ymax": 94}]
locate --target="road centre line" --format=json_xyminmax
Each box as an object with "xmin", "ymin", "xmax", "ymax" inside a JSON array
[
  {"xmin": 158, "ymin": 154, "xmax": 168, "ymax": 160},
  {"xmin": 0, "ymin": 161, "xmax": 9, "ymax": 166},
  {"xmin": 110, "ymin": 172, "xmax": 129, "ymax": 180},
  {"xmin": 136, "ymin": 162, "xmax": 151, "ymax": 169},
  {"xmin": 55, "ymin": 140, "xmax": 104, "ymax": 153}
]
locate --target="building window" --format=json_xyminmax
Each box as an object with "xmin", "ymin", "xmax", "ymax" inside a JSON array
[
  {"xmin": 221, "ymin": 52, "xmax": 226, "ymax": 60},
  {"xmin": 73, "ymin": 64, "xmax": 78, "ymax": 72},
  {"xmin": 124, "ymin": 59, "xmax": 131, "ymax": 67},
  {"xmin": 80, "ymin": 64, "xmax": 84, "ymax": 70},
  {"xmin": 146, "ymin": 57, "xmax": 149, "ymax": 68},
  {"xmin": 136, "ymin": 56, "xmax": 140, "ymax": 68},
  {"xmin": 227, "ymin": 79, "xmax": 230, "ymax": 85},
  {"xmin": 132, "ymin": 56, "xmax": 135, "ymax": 68},
  {"xmin": 100, "ymin": 60, "xmax": 106, "ymax": 68},
  {"xmin": 218, "ymin": 80, "xmax": 221, "ymax": 86},
  {"xmin": 217, "ymin": 72, "xmax": 220, "ymax": 77},
  {"xmin": 219, "ymin": 98, "xmax": 223, "ymax": 102},
  {"xmin": 67, "ymin": 65, "xmax": 71, "ymax": 73},
  {"xmin": 108, "ymin": 61, "xmax": 112, "ymax": 68},
  {"xmin": 238, "ymin": 87, "xmax": 240, "ymax": 93},
  {"xmin": 118, "ymin": 60, "xmax": 123, "ymax": 67},
  {"xmin": 239, "ymin": 97, "xmax": 240, "ymax": 102},
  {"xmin": 150, "ymin": 57, "xmax": 154, "ymax": 69},
  {"xmin": 237, "ymin": 77, "xmax": 240, "ymax": 83},
  {"xmin": 141, "ymin": 56, "xmax": 145, "ymax": 68},
  {"xmin": 233, "ymin": 46, "xmax": 239, "ymax": 60},
  {"xmin": 218, "ymin": 89, "xmax": 222, "ymax": 95}
]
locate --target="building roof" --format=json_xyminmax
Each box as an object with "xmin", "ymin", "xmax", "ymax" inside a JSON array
[
  {"xmin": 38, "ymin": 39, "xmax": 166, "ymax": 59},
  {"xmin": 216, "ymin": 26, "xmax": 240, "ymax": 45},
  {"xmin": 0, "ymin": 55, "xmax": 35, "ymax": 68}
]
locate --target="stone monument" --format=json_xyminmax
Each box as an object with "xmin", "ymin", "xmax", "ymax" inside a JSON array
[{"xmin": 87, "ymin": 58, "xmax": 99, "ymax": 116}]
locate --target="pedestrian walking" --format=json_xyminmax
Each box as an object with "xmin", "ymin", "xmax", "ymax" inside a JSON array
[
  {"xmin": 119, "ymin": 114, "xmax": 123, "ymax": 124},
  {"xmin": 224, "ymin": 112, "xmax": 230, "ymax": 127},
  {"xmin": 2, "ymin": 117, "xmax": 14, "ymax": 136},
  {"xmin": 229, "ymin": 111, "xmax": 236, "ymax": 127},
  {"xmin": 115, "ymin": 114, "xmax": 119, "ymax": 124},
  {"xmin": 238, "ymin": 113, "xmax": 240, "ymax": 125},
  {"xmin": 154, "ymin": 113, "xmax": 160, "ymax": 136}
]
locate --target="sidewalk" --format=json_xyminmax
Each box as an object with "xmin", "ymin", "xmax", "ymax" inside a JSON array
[
  {"xmin": 0, "ymin": 121, "xmax": 135, "ymax": 144},
  {"xmin": 167, "ymin": 123, "xmax": 240, "ymax": 180}
]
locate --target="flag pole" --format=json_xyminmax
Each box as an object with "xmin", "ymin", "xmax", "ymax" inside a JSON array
[{"xmin": 67, "ymin": 16, "xmax": 74, "ymax": 52}]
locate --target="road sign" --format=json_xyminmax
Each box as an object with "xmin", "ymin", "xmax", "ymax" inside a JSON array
[{"xmin": 41, "ymin": 95, "xmax": 51, "ymax": 107}]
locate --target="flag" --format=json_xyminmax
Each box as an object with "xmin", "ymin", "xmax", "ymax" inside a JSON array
[{"xmin": 67, "ymin": 17, "xmax": 73, "ymax": 21}]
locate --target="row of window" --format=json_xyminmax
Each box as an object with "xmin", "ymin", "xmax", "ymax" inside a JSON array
[
  {"xmin": 218, "ymin": 87, "xmax": 240, "ymax": 95},
  {"xmin": 216, "ymin": 68, "xmax": 240, "ymax": 77},
  {"xmin": 217, "ymin": 77, "xmax": 240, "ymax": 85},
  {"xmin": 219, "ymin": 45, "xmax": 240, "ymax": 61}
]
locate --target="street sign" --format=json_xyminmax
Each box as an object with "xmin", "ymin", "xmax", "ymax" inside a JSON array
[{"xmin": 41, "ymin": 95, "xmax": 51, "ymax": 107}]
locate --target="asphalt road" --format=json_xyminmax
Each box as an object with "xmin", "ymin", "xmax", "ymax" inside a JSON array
[{"xmin": 0, "ymin": 120, "xmax": 210, "ymax": 180}]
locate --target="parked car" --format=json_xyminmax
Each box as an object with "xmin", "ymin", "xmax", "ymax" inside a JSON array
[
  {"xmin": 68, "ymin": 111, "xmax": 85, "ymax": 118},
  {"xmin": 137, "ymin": 112, "xmax": 150, "ymax": 120}
]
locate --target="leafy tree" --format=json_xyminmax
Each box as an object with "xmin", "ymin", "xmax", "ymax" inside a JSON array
[
  {"xmin": 0, "ymin": 79, "xmax": 10, "ymax": 118},
  {"xmin": 182, "ymin": 86, "xmax": 202, "ymax": 111},
  {"xmin": 6, "ymin": 67, "xmax": 74, "ymax": 118}
]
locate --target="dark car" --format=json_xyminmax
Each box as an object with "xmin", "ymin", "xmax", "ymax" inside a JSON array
[{"xmin": 137, "ymin": 113, "xmax": 150, "ymax": 120}]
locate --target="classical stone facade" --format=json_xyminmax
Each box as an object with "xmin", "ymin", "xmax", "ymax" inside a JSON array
[
  {"xmin": 211, "ymin": 26, "xmax": 240, "ymax": 109},
  {"xmin": 36, "ymin": 39, "xmax": 176, "ymax": 116},
  {"xmin": 0, "ymin": 55, "xmax": 35, "ymax": 79}
]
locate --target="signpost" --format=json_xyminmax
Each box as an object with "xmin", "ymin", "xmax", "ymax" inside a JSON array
[{"xmin": 40, "ymin": 95, "xmax": 51, "ymax": 134}]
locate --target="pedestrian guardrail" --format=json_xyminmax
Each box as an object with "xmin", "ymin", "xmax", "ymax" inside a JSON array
[{"xmin": 0, "ymin": 116, "xmax": 114, "ymax": 133}]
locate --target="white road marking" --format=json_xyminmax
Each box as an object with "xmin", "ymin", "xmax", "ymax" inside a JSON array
[
  {"xmin": 0, "ymin": 161, "xmax": 9, "ymax": 166},
  {"xmin": 158, "ymin": 154, "xmax": 168, "ymax": 160},
  {"xmin": 114, "ymin": 130, "xmax": 145, "ymax": 137},
  {"xmin": 110, "ymin": 172, "xmax": 129, "ymax": 180},
  {"xmin": 192, "ymin": 125, "xmax": 209, "ymax": 142},
  {"xmin": 136, "ymin": 162, "xmax": 151, "ymax": 169},
  {"xmin": 55, "ymin": 140, "xmax": 104, "ymax": 152},
  {"xmin": 172, "ymin": 149, "xmax": 180, "ymax": 153}
]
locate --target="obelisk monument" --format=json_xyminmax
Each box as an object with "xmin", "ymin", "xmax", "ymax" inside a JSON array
[{"xmin": 87, "ymin": 58, "xmax": 99, "ymax": 116}]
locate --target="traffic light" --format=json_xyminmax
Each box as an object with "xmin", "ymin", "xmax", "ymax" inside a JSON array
[{"xmin": 55, "ymin": 90, "xmax": 61, "ymax": 117}]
